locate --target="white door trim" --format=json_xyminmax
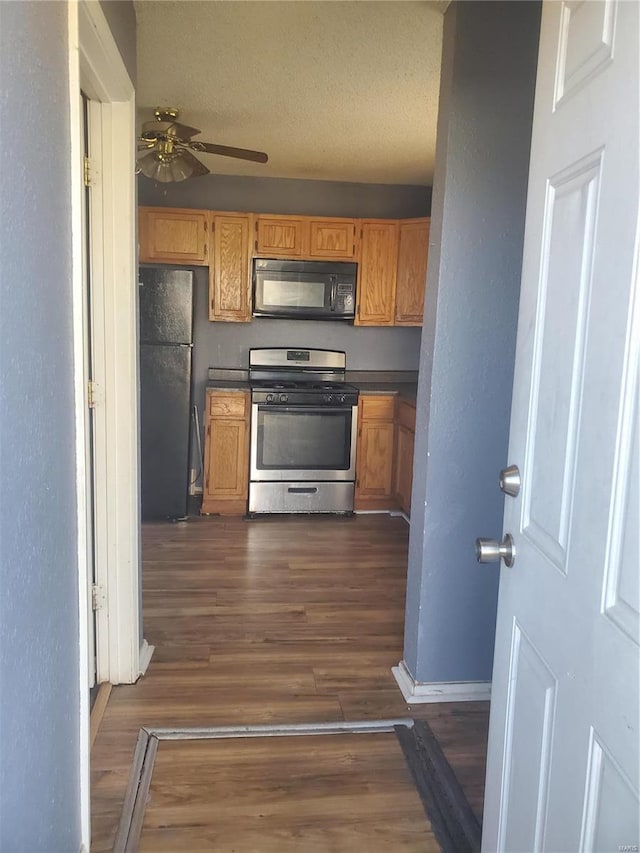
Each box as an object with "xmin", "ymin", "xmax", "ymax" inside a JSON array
[{"xmin": 68, "ymin": 0, "xmax": 142, "ymax": 846}]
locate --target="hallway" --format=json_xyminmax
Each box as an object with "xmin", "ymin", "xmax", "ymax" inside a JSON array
[{"xmin": 91, "ymin": 514, "xmax": 489, "ymax": 848}]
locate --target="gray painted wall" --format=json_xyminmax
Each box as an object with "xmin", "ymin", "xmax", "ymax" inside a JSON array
[
  {"xmin": 0, "ymin": 2, "xmax": 136, "ymax": 848},
  {"xmin": 0, "ymin": 3, "xmax": 80, "ymax": 849},
  {"xmin": 139, "ymin": 174, "xmax": 431, "ymax": 219},
  {"xmin": 403, "ymin": 1, "xmax": 541, "ymax": 684},
  {"xmin": 100, "ymin": 0, "xmax": 137, "ymax": 83}
]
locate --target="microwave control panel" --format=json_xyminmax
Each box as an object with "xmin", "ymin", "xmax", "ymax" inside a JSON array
[{"xmin": 335, "ymin": 281, "xmax": 355, "ymax": 313}]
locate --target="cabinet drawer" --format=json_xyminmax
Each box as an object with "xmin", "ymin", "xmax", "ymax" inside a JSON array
[
  {"xmin": 208, "ymin": 392, "xmax": 247, "ymax": 418},
  {"xmin": 360, "ymin": 396, "xmax": 395, "ymax": 421},
  {"xmin": 396, "ymin": 400, "xmax": 416, "ymax": 432}
]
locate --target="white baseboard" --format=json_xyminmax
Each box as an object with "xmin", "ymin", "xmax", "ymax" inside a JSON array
[
  {"xmin": 392, "ymin": 660, "xmax": 491, "ymax": 704},
  {"xmin": 389, "ymin": 509, "xmax": 410, "ymax": 523},
  {"xmin": 139, "ymin": 639, "xmax": 155, "ymax": 676},
  {"xmin": 354, "ymin": 509, "xmax": 410, "ymax": 523}
]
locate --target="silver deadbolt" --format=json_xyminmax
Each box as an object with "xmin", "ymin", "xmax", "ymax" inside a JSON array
[
  {"xmin": 475, "ymin": 534, "xmax": 516, "ymax": 567},
  {"xmin": 499, "ymin": 465, "xmax": 521, "ymax": 497}
]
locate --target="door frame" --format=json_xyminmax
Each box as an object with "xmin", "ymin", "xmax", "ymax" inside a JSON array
[{"xmin": 68, "ymin": 1, "xmax": 143, "ymax": 844}]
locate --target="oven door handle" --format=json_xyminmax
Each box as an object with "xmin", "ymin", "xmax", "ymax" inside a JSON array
[{"xmin": 256, "ymin": 405, "xmax": 354, "ymax": 415}]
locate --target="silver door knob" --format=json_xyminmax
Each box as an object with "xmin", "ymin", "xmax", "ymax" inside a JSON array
[
  {"xmin": 499, "ymin": 465, "xmax": 521, "ymax": 497},
  {"xmin": 475, "ymin": 534, "xmax": 516, "ymax": 567}
]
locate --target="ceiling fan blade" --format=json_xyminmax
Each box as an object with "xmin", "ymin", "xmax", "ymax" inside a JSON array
[
  {"xmin": 189, "ymin": 141, "xmax": 268, "ymax": 163},
  {"xmin": 170, "ymin": 122, "xmax": 201, "ymax": 141},
  {"xmin": 178, "ymin": 149, "xmax": 210, "ymax": 177},
  {"xmin": 140, "ymin": 120, "xmax": 201, "ymax": 142}
]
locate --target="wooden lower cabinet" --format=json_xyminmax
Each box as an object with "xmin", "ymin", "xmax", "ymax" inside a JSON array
[
  {"xmin": 354, "ymin": 396, "xmax": 396, "ymax": 511},
  {"xmin": 201, "ymin": 389, "xmax": 250, "ymax": 515},
  {"xmin": 394, "ymin": 425, "xmax": 415, "ymax": 514},
  {"xmin": 354, "ymin": 394, "xmax": 417, "ymax": 515},
  {"xmin": 394, "ymin": 399, "xmax": 416, "ymax": 516}
]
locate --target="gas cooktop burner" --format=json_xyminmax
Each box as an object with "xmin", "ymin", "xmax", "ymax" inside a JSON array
[
  {"xmin": 250, "ymin": 379, "xmax": 357, "ymax": 392},
  {"xmin": 250, "ymin": 380, "xmax": 299, "ymax": 390}
]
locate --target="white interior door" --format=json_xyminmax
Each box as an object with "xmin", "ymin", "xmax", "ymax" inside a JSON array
[{"xmin": 482, "ymin": 2, "xmax": 639, "ymax": 851}]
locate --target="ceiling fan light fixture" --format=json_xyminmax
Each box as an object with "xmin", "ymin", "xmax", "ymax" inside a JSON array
[{"xmin": 137, "ymin": 151, "xmax": 194, "ymax": 183}]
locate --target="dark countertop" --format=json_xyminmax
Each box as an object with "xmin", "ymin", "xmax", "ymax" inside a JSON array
[
  {"xmin": 356, "ymin": 383, "xmax": 417, "ymax": 405},
  {"xmin": 205, "ymin": 380, "xmax": 417, "ymax": 405},
  {"xmin": 205, "ymin": 380, "xmax": 250, "ymax": 392},
  {"xmin": 205, "ymin": 370, "xmax": 418, "ymax": 404}
]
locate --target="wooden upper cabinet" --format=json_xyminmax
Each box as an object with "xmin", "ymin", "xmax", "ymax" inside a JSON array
[
  {"xmin": 254, "ymin": 215, "xmax": 358, "ymax": 261},
  {"xmin": 209, "ymin": 213, "xmax": 252, "ymax": 323},
  {"xmin": 308, "ymin": 218, "xmax": 358, "ymax": 260},
  {"xmin": 139, "ymin": 207, "xmax": 208, "ymax": 265},
  {"xmin": 355, "ymin": 221, "xmax": 399, "ymax": 326},
  {"xmin": 254, "ymin": 216, "xmax": 307, "ymax": 258},
  {"xmin": 395, "ymin": 218, "xmax": 430, "ymax": 326}
]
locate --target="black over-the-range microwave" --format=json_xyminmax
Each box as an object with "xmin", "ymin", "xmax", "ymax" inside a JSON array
[{"xmin": 252, "ymin": 259, "xmax": 357, "ymax": 320}]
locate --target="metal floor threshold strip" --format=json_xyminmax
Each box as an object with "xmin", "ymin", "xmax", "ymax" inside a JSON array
[{"xmin": 113, "ymin": 718, "xmax": 416, "ymax": 853}]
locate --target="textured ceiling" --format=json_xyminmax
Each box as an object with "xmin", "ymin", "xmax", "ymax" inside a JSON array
[{"xmin": 134, "ymin": 1, "xmax": 443, "ymax": 186}]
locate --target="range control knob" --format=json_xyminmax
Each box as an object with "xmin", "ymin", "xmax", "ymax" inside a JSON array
[
  {"xmin": 324, "ymin": 394, "xmax": 334, "ymax": 404},
  {"xmin": 338, "ymin": 394, "xmax": 347, "ymax": 404},
  {"xmin": 266, "ymin": 393, "xmax": 275, "ymax": 403},
  {"xmin": 279, "ymin": 393, "xmax": 289, "ymax": 403}
]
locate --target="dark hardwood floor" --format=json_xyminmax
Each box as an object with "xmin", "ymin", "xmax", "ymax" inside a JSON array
[{"xmin": 91, "ymin": 514, "xmax": 489, "ymax": 850}]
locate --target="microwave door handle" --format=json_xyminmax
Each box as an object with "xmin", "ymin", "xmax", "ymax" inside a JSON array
[{"xmin": 329, "ymin": 276, "xmax": 337, "ymax": 311}]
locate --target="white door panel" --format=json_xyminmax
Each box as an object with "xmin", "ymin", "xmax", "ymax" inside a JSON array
[{"xmin": 483, "ymin": 1, "xmax": 639, "ymax": 851}]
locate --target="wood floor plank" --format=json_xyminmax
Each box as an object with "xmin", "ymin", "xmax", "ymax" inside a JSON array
[
  {"xmin": 91, "ymin": 514, "xmax": 489, "ymax": 849},
  {"xmin": 139, "ymin": 735, "xmax": 439, "ymax": 852}
]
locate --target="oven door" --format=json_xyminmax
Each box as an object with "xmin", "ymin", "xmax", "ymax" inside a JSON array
[{"xmin": 250, "ymin": 403, "xmax": 358, "ymax": 482}]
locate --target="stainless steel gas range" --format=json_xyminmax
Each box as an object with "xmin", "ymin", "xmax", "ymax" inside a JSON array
[{"xmin": 248, "ymin": 348, "xmax": 359, "ymax": 515}]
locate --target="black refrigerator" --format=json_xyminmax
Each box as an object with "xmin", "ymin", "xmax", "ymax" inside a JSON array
[{"xmin": 139, "ymin": 267, "xmax": 194, "ymax": 520}]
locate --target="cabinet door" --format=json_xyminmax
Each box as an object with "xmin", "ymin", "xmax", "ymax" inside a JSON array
[
  {"xmin": 204, "ymin": 418, "xmax": 248, "ymax": 498},
  {"xmin": 356, "ymin": 420, "xmax": 395, "ymax": 498},
  {"xmin": 209, "ymin": 213, "xmax": 252, "ymax": 322},
  {"xmin": 139, "ymin": 207, "xmax": 208, "ymax": 265},
  {"xmin": 308, "ymin": 218, "xmax": 358, "ymax": 260},
  {"xmin": 255, "ymin": 216, "xmax": 307, "ymax": 258},
  {"xmin": 355, "ymin": 221, "xmax": 399, "ymax": 326},
  {"xmin": 394, "ymin": 424, "xmax": 415, "ymax": 515},
  {"xmin": 395, "ymin": 218, "xmax": 430, "ymax": 326},
  {"xmin": 355, "ymin": 396, "xmax": 396, "ymax": 510}
]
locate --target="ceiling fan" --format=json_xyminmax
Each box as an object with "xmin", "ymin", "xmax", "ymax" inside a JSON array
[{"xmin": 137, "ymin": 108, "xmax": 268, "ymax": 183}]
